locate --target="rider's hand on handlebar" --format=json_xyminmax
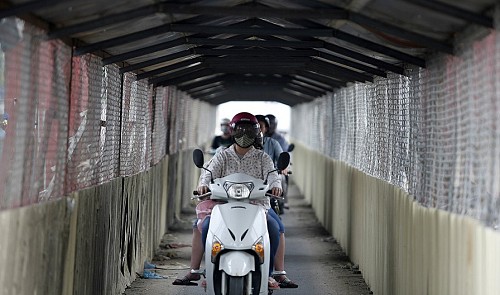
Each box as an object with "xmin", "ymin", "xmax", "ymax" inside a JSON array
[
  {"xmin": 270, "ymin": 187, "xmax": 282, "ymax": 197},
  {"xmin": 197, "ymin": 185, "xmax": 209, "ymax": 196}
]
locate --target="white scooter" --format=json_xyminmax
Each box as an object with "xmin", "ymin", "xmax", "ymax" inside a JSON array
[{"xmin": 192, "ymin": 149, "xmax": 290, "ymax": 295}]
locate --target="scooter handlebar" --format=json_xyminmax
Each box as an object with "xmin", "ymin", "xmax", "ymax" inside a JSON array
[
  {"xmin": 266, "ymin": 191, "xmax": 284, "ymax": 199},
  {"xmin": 191, "ymin": 190, "xmax": 212, "ymax": 200}
]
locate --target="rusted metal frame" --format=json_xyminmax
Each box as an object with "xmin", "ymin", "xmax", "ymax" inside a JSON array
[
  {"xmin": 136, "ymin": 56, "xmax": 204, "ymax": 80},
  {"xmin": 404, "ymin": 0, "xmax": 493, "ymax": 28},
  {"xmin": 48, "ymin": 5, "xmax": 159, "ymax": 39}
]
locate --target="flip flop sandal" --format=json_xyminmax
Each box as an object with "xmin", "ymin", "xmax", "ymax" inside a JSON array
[
  {"xmin": 172, "ymin": 273, "xmax": 200, "ymax": 286},
  {"xmin": 276, "ymin": 276, "xmax": 298, "ymax": 288}
]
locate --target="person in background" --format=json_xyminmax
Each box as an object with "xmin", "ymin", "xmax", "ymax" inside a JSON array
[
  {"xmin": 255, "ymin": 114, "xmax": 298, "ymax": 288},
  {"xmin": 209, "ymin": 118, "xmax": 233, "ymax": 153},
  {"xmin": 265, "ymin": 114, "xmax": 289, "ymax": 152},
  {"xmin": 255, "ymin": 115, "xmax": 282, "ymax": 166},
  {"xmin": 266, "ymin": 114, "xmax": 292, "ymax": 210}
]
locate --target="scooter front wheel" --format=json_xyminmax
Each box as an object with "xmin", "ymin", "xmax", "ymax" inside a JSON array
[{"xmin": 227, "ymin": 276, "xmax": 245, "ymax": 295}]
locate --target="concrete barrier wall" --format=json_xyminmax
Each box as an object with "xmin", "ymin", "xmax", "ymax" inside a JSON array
[
  {"xmin": 292, "ymin": 143, "xmax": 500, "ymax": 295},
  {"xmin": 0, "ymin": 151, "xmax": 198, "ymax": 295}
]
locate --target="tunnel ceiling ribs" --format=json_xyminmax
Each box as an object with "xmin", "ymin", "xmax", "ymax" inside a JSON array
[{"xmin": 1, "ymin": 0, "xmax": 495, "ymax": 106}]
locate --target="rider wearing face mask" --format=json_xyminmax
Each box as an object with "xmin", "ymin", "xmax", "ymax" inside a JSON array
[{"xmin": 173, "ymin": 112, "xmax": 294, "ymax": 290}]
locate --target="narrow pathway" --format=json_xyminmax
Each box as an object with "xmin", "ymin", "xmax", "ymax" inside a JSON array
[{"xmin": 124, "ymin": 184, "xmax": 373, "ymax": 295}]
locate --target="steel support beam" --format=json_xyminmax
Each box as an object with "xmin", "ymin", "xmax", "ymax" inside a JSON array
[
  {"xmin": 48, "ymin": 5, "xmax": 158, "ymax": 39},
  {"xmin": 136, "ymin": 57, "xmax": 203, "ymax": 80},
  {"xmin": 158, "ymin": 2, "xmax": 348, "ymax": 20},
  {"xmin": 315, "ymin": 51, "xmax": 386, "ymax": 78},
  {"xmin": 308, "ymin": 59, "xmax": 374, "ymax": 83},
  {"xmin": 405, "ymin": 0, "xmax": 493, "ymax": 28},
  {"xmin": 298, "ymin": 71, "xmax": 347, "ymax": 88},
  {"xmin": 154, "ymin": 68, "xmax": 214, "ymax": 86}
]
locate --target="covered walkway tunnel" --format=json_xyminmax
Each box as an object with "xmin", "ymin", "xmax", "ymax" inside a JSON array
[{"xmin": 0, "ymin": 1, "xmax": 499, "ymax": 294}]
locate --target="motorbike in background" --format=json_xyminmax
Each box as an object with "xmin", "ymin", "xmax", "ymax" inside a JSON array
[{"xmin": 192, "ymin": 149, "xmax": 290, "ymax": 295}]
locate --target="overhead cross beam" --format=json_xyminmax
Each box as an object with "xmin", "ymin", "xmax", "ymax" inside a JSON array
[{"xmin": 404, "ymin": 0, "xmax": 493, "ymax": 28}]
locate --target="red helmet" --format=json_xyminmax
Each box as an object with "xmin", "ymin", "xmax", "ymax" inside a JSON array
[
  {"xmin": 230, "ymin": 112, "xmax": 258, "ymax": 128},
  {"xmin": 229, "ymin": 112, "xmax": 260, "ymax": 148}
]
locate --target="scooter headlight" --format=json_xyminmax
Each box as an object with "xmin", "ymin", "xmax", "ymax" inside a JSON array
[
  {"xmin": 223, "ymin": 181, "xmax": 254, "ymax": 199},
  {"xmin": 211, "ymin": 236, "xmax": 224, "ymax": 263},
  {"xmin": 252, "ymin": 236, "xmax": 265, "ymax": 264}
]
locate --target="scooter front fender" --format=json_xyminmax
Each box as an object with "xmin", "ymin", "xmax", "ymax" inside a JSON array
[{"xmin": 219, "ymin": 251, "xmax": 255, "ymax": 276}]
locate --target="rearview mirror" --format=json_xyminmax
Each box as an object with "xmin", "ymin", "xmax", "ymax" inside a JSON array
[
  {"xmin": 277, "ymin": 152, "xmax": 290, "ymax": 171},
  {"xmin": 193, "ymin": 149, "xmax": 205, "ymax": 168}
]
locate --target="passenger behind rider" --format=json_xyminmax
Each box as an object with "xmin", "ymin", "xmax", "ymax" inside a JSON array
[
  {"xmin": 266, "ymin": 114, "xmax": 291, "ymax": 209},
  {"xmin": 255, "ymin": 114, "xmax": 298, "ymax": 288},
  {"xmin": 173, "ymin": 112, "xmax": 289, "ymax": 289},
  {"xmin": 265, "ymin": 114, "xmax": 289, "ymax": 152}
]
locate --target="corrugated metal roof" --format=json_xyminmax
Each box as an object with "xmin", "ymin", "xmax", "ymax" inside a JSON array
[{"xmin": 0, "ymin": 0, "xmax": 496, "ymax": 106}]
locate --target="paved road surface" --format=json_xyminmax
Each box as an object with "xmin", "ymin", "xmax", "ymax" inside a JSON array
[{"xmin": 124, "ymin": 184, "xmax": 373, "ymax": 295}]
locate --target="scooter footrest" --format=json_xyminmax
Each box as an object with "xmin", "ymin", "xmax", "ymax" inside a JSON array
[{"xmin": 190, "ymin": 269, "xmax": 206, "ymax": 277}]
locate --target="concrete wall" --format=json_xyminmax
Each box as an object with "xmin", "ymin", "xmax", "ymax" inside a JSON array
[
  {"xmin": 0, "ymin": 151, "xmax": 198, "ymax": 295},
  {"xmin": 292, "ymin": 143, "xmax": 500, "ymax": 295}
]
